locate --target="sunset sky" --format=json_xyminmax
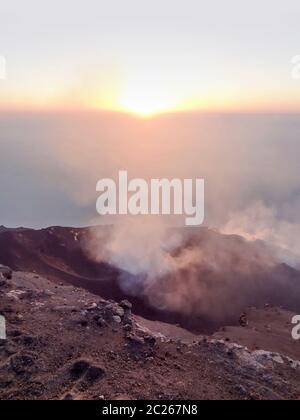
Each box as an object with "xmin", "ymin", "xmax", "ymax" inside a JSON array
[
  {"xmin": 0, "ymin": 0, "xmax": 300, "ymax": 115},
  {"xmin": 0, "ymin": 0, "xmax": 300, "ymax": 237}
]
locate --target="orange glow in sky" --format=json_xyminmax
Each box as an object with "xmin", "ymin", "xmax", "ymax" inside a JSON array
[{"xmin": 1, "ymin": 2, "xmax": 300, "ymax": 115}]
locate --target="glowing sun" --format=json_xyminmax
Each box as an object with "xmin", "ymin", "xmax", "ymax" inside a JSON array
[{"xmin": 119, "ymin": 82, "xmax": 172, "ymax": 117}]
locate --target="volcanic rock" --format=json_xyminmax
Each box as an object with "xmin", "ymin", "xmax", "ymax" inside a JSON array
[
  {"xmin": 0, "ymin": 265, "xmax": 12, "ymax": 280},
  {"xmin": 120, "ymin": 300, "xmax": 132, "ymax": 311},
  {"xmin": 112, "ymin": 315, "xmax": 122, "ymax": 324}
]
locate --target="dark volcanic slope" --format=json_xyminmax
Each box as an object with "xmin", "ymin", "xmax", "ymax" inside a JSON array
[
  {"xmin": 0, "ymin": 226, "xmax": 121, "ymax": 297},
  {"xmin": 1, "ymin": 270, "xmax": 300, "ymax": 400},
  {"xmin": 0, "ymin": 226, "xmax": 300, "ymax": 333},
  {"xmin": 0, "ymin": 226, "xmax": 169, "ymax": 325}
]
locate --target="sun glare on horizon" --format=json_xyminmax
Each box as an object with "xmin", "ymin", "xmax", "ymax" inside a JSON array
[
  {"xmin": 120, "ymin": 96, "xmax": 168, "ymax": 117},
  {"xmin": 118, "ymin": 77, "xmax": 176, "ymax": 117},
  {"xmin": 119, "ymin": 90, "xmax": 173, "ymax": 117}
]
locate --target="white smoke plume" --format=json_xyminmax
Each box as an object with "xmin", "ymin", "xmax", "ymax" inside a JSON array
[
  {"xmin": 85, "ymin": 216, "xmax": 183, "ymax": 293},
  {"xmin": 221, "ymin": 201, "xmax": 300, "ymax": 268},
  {"xmin": 84, "ymin": 213, "xmax": 288, "ymax": 325}
]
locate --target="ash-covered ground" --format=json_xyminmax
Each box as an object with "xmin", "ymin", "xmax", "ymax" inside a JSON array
[{"xmin": 0, "ymin": 226, "xmax": 300, "ymax": 400}]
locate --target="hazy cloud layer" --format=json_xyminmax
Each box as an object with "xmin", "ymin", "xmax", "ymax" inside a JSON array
[{"xmin": 1, "ymin": 111, "xmax": 300, "ymax": 229}]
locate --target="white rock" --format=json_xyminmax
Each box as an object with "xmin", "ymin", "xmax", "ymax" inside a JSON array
[{"xmin": 112, "ymin": 315, "xmax": 122, "ymax": 324}]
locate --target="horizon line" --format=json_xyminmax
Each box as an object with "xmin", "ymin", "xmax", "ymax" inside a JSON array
[{"xmin": 0, "ymin": 107, "xmax": 300, "ymax": 119}]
